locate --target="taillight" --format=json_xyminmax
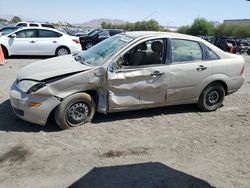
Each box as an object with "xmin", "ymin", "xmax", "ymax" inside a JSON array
[
  {"xmin": 240, "ymin": 65, "xmax": 245, "ymax": 75},
  {"xmin": 72, "ymin": 39, "xmax": 80, "ymax": 44}
]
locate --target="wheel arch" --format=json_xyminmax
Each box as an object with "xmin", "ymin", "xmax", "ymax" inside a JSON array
[
  {"xmin": 202, "ymin": 80, "xmax": 228, "ymax": 96},
  {"xmin": 55, "ymin": 45, "xmax": 71, "ymax": 55},
  {"xmin": 54, "ymin": 89, "xmax": 98, "ymax": 110}
]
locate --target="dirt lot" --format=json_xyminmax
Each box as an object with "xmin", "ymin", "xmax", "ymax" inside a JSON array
[{"xmin": 0, "ymin": 55, "xmax": 249, "ymax": 188}]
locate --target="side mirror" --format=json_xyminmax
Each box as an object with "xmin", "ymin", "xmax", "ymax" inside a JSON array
[
  {"xmin": 111, "ymin": 56, "xmax": 125, "ymax": 71},
  {"xmin": 9, "ymin": 34, "xmax": 17, "ymax": 38}
]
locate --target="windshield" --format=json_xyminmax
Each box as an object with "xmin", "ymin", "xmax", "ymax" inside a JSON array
[
  {"xmin": 0, "ymin": 28, "xmax": 19, "ymax": 36},
  {"xmin": 76, "ymin": 35, "xmax": 133, "ymax": 66}
]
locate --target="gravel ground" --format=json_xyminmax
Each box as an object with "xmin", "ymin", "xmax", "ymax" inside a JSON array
[{"xmin": 0, "ymin": 55, "xmax": 249, "ymax": 188}]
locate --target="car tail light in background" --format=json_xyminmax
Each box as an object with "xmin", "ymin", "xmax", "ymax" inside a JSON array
[
  {"xmin": 72, "ymin": 39, "xmax": 80, "ymax": 44},
  {"xmin": 240, "ymin": 65, "xmax": 245, "ymax": 75}
]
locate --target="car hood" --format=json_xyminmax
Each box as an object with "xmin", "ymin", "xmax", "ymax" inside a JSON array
[{"xmin": 17, "ymin": 55, "xmax": 93, "ymax": 81}]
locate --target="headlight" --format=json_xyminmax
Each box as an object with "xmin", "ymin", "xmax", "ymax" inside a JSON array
[{"xmin": 17, "ymin": 80, "xmax": 46, "ymax": 94}]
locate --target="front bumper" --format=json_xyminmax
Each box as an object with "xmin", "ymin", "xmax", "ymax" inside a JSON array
[{"xmin": 10, "ymin": 82, "xmax": 61, "ymax": 125}]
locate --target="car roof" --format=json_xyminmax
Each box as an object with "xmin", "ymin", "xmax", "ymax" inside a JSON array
[
  {"xmin": 0, "ymin": 26, "xmax": 20, "ymax": 29},
  {"xmin": 13, "ymin": 27, "xmax": 62, "ymax": 32},
  {"xmin": 6, "ymin": 27, "xmax": 66, "ymax": 36}
]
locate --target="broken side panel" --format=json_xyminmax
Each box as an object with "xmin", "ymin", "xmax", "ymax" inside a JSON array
[{"xmin": 107, "ymin": 66, "xmax": 169, "ymax": 112}]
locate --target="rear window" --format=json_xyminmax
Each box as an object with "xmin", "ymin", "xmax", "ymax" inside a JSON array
[
  {"xmin": 109, "ymin": 30, "xmax": 123, "ymax": 36},
  {"xmin": 41, "ymin": 24, "xmax": 54, "ymax": 28},
  {"xmin": 30, "ymin": 24, "xmax": 39, "ymax": 27}
]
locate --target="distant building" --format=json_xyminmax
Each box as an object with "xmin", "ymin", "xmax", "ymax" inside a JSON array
[{"xmin": 223, "ymin": 19, "xmax": 250, "ymax": 25}]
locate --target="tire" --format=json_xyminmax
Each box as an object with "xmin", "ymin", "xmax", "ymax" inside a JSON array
[
  {"xmin": 55, "ymin": 46, "xmax": 70, "ymax": 56},
  {"xmin": 197, "ymin": 84, "xmax": 225, "ymax": 112},
  {"xmin": 85, "ymin": 42, "xmax": 93, "ymax": 49},
  {"xmin": 54, "ymin": 93, "xmax": 96, "ymax": 129}
]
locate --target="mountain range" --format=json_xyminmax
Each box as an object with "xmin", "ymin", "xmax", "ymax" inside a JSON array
[
  {"xmin": 0, "ymin": 14, "xmax": 128, "ymax": 28},
  {"xmin": 74, "ymin": 18, "xmax": 128, "ymax": 28}
]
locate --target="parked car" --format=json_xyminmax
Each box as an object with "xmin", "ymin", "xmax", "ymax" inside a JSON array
[
  {"xmin": 10, "ymin": 31, "xmax": 245, "ymax": 129},
  {"xmin": 74, "ymin": 28, "xmax": 102, "ymax": 38},
  {"xmin": 79, "ymin": 29, "xmax": 124, "ymax": 49},
  {"xmin": 15, "ymin": 22, "xmax": 54, "ymax": 28},
  {"xmin": 210, "ymin": 36, "xmax": 237, "ymax": 53},
  {"xmin": 0, "ymin": 26, "xmax": 20, "ymax": 36},
  {"xmin": 0, "ymin": 27, "xmax": 81, "ymax": 57}
]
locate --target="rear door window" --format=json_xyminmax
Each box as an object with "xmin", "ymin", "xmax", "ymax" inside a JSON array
[
  {"xmin": 171, "ymin": 39, "xmax": 203, "ymax": 63},
  {"xmin": 38, "ymin": 30, "xmax": 62, "ymax": 37}
]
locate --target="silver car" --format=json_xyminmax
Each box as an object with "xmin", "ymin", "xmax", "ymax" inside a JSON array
[{"xmin": 10, "ymin": 32, "xmax": 245, "ymax": 129}]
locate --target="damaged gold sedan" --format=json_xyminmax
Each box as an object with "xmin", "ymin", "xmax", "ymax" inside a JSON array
[{"xmin": 10, "ymin": 32, "xmax": 245, "ymax": 129}]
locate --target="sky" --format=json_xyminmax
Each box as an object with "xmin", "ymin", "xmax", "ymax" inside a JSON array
[{"xmin": 0, "ymin": 0, "xmax": 249, "ymax": 26}]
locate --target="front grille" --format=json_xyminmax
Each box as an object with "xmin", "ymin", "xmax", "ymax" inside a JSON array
[{"xmin": 13, "ymin": 107, "xmax": 24, "ymax": 116}]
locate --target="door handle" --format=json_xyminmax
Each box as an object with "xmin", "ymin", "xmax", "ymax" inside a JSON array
[
  {"xmin": 30, "ymin": 40, "xmax": 36, "ymax": 43},
  {"xmin": 197, "ymin": 65, "xmax": 207, "ymax": 71},
  {"xmin": 151, "ymin": 71, "xmax": 164, "ymax": 77},
  {"xmin": 52, "ymin": 41, "xmax": 58, "ymax": 43}
]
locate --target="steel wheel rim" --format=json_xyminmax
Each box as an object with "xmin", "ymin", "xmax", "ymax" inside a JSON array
[
  {"xmin": 66, "ymin": 101, "xmax": 89, "ymax": 126},
  {"xmin": 58, "ymin": 48, "xmax": 69, "ymax": 56},
  {"xmin": 206, "ymin": 90, "xmax": 220, "ymax": 106}
]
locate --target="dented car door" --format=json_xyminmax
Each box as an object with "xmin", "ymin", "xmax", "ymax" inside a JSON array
[{"xmin": 107, "ymin": 65, "xmax": 170, "ymax": 112}]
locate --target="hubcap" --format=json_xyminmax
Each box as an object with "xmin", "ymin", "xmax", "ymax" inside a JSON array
[
  {"xmin": 58, "ymin": 48, "xmax": 69, "ymax": 56},
  {"xmin": 67, "ymin": 102, "xmax": 89, "ymax": 126},
  {"xmin": 207, "ymin": 90, "xmax": 219, "ymax": 105}
]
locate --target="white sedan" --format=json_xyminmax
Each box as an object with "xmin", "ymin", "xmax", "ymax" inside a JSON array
[{"xmin": 0, "ymin": 27, "xmax": 82, "ymax": 57}]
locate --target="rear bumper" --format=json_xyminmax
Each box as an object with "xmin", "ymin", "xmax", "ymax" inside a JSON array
[
  {"xmin": 10, "ymin": 82, "xmax": 61, "ymax": 125},
  {"xmin": 227, "ymin": 76, "xmax": 245, "ymax": 95},
  {"xmin": 69, "ymin": 44, "xmax": 82, "ymax": 54}
]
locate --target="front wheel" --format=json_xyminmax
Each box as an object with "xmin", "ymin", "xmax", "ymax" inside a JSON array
[
  {"xmin": 54, "ymin": 93, "xmax": 96, "ymax": 129},
  {"xmin": 197, "ymin": 84, "xmax": 225, "ymax": 112}
]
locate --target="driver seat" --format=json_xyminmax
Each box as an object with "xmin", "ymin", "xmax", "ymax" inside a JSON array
[{"xmin": 129, "ymin": 42, "xmax": 147, "ymax": 66}]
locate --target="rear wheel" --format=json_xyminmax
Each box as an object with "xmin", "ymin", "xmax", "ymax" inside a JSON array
[
  {"xmin": 54, "ymin": 93, "xmax": 96, "ymax": 129},
  {"xmin": 55, "ymin": 47, "xmax": 70, "ymax": 56},
  {"xmin": 197, "ymin": 84, "xmax": 225, "ymax": 112}
]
